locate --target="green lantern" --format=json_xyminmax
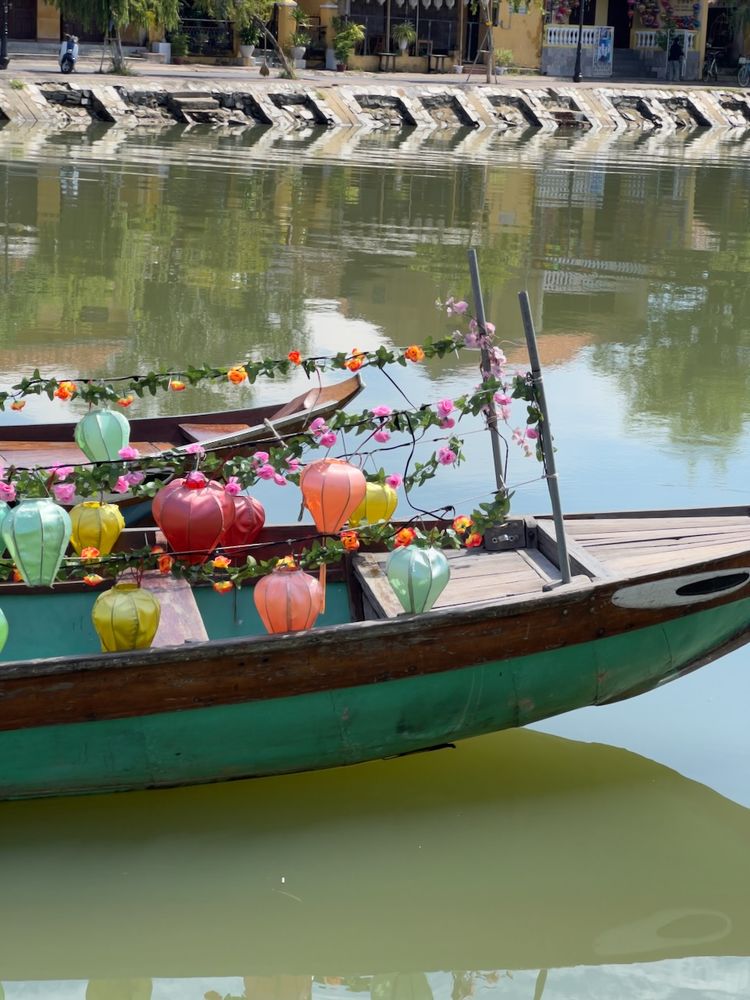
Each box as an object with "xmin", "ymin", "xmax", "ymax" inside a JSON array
[
  {"xmin": 386, "ymin": 545, "xmax": 451, "ymax": 615},
  {"xmin": 0, "ymin": 501, "xmax": 10, "ymax": 555},
  {"xmin": 0, "ymin": 607, "xmax": 8, "ymax": 654},
  {"xmin": 2, "ymin": 498, "xmax": 72, "ymax": 588},
  {"xmin": 74, "ymin": 408, "xmax": 131, "ymax": 463}
]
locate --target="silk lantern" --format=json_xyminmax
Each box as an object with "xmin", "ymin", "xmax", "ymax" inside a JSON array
[
  {"xmin": 254, "ymin": 566, "xmax": 323, "ymax": 634},
  {"xmin": 220, "ymin": 493, "xmax": 265, "ymax": 562},
  {"xmin": 386, "ymin": 545, "xmax": 451, "ymax": 614},
  {"xmin": 92, "ymin": 583, "xmax": 161, "ymax": 652},
  {"xmin": 2, "ymin": 498, "xmax": 72, "ymax": 587},
  {"xmin": 152, "ymin": 471, "xmax": 235, "ymax": 564},
  {"xmin": 349, "ymin": 482, "xmax": 398, "ymax": 527},
  {"xmin": 75, "ymin": 408, "xmax": 131, "ymax": 463},
  {"xmin": 0, "ymin": 607, "xmax": 7, "ymax": 654},
  {"xmin": 0, "ymin": 501, "xmax": 9, "ymax": 555},
  {"xmin": 70, "ymin": 501, "xmax": 125, "ymax": 555}
]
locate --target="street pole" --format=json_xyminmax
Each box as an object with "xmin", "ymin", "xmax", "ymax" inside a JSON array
[
  {"xmin": 572, "ymin": 0, "xmax": 584, "ymax": 82},
  {"xmin": 0, "ymin": 0, "xmax": 10, "ymax": 71}
]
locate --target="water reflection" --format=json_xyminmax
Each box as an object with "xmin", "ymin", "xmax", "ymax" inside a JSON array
[{"xmin": 0, "ymin": 729, "xmax": 748, "ymax": 989}]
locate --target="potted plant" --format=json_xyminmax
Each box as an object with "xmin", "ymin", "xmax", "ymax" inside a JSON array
[
  {"xmin": 290, "ymin": 29, "xmax": 311, "ymax": 60},
  {"xmin": 494, "ymin": 47, "xmax": 514, "ymax": 74},
  {"xmin": 391, "ymin": 21, "xmax": 417, "ymax": 54},
  {"xmin": 332, "ymin": 20, "xmax": 364, "ymax": 70},
  {"xmin": 170, "ymin": 32, "xmax": 189, "ymax": 64},
  {"xmin": 239, "ymin": 23, "xmax": 260, "ymax": 58}
]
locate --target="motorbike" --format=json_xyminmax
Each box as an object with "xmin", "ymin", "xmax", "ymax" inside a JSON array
[{"xmin": 59, "ymin": 35, "xmax": 79, "ymax": 74}]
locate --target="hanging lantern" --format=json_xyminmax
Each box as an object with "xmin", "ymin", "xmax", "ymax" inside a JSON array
[
  {"xmin": 299, "ymin": 459, "xmax": 366, "ymax": 534},
  {"xmin": 386, "ymin": 546, "xmax": 451, "ymax": 615},
  {"xmin": 349, "ymin": 482, "xmax": 398, "ymax": 527},
  {"xmin": 220, "ymin": 492, "xmax": 266, "ymax": 562},
  {"xmin": 2, "ymin": 498, "xmax": 72, "ymax": 588},
  {"xmin": 152, "ymin": 471, "xmax": 235, "ymax": 565},
  {"xmin": 0, "ymin": 501, "xmax": 9, "ymax": 555},
  {"xmin": 0, "ymin": 607, "xmax": 7, "ymax": 654},
  {"xmin": 254, "ymin": 565, "xmax": 323, "ymax": 634},
  {"xmin": 74, "ymin": 408, "xmax": 131, "ymax": 463},
  {"xmin": 70, "ymin": 501, "xmax": 125, "ymax": 556},
  {"xmin": 92, "ymin": 583, "xmax": 161, "ymax": 652}
]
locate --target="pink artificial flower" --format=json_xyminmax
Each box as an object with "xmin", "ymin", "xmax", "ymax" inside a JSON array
[
  {"xmin": 286, "ymin": 458, "xmax": 301, "ymax": 472},
  {"xmin": 252, "ymin": 451, "xmax": 269, "ymax": 464},
  {"xmin": 309, "ymin": 418, "xmax": 327, "ymax": 435},
  {"xmin": 184, "ymin": 443, "xmax": 206, "ymax": 457},
  {"xmin": 113, "ymin": 476, "xmax": 130, "ymax": 494},
  {"xmin": 500, "ymin": 405, "xmax": 512, "ymax": 422},
  {"xmin": 495, "ymin": 393, "xmax": 512, "ymax": 406},
  {"xmin": 273, "ymin": 473, "xmax": 287, "ymax": 486},
  {"xmin": 224, "ymin": 476, "xmax": 241, "ymax": 496},
  {"xmin": 526, "ymin": 427, "xmax": 539, "ymax": 440},
  {"xmin": 125, "ymin": 471, "xmax": 145, "ymax": 486},
  {"xmin": 52, "ymin": 483, "xmax": 76, "ymax": 503},
  {"xmin": 386, "ymin": 473, "xmax": 403, "ymax": 489},
  {"xmin": 0, "ymin": 482, "xmax": 16, "ymax": 502},
  {"xmin": 118, "ymin": 446, "xmax": 140, "ymax": 461},
  {"xmin": 440, "ymin": 418, "xmax": 456, "ymax": 430},
  {"xmin": 512, "ymin": 428, "xmax": 524, "ymax": 445},
  {"xmin": 371, "ymin": 405, "xmax": 392, "ymax": 418},
  {"xmin": 452, "ymin": 300, "xmax": 469, "ymax": 315},
  {"xmin": 52, "ymin": 465, "xmax": 75, "ymax": 481},
  {"xmin": 486, "ymin": 322, "xmax": 496, "ymax": 335},
  {"xmin": 319, "ymin": 431, "xmax": 337, "ymax": 448},
  {"xmin": 257, "ymin": 464, "xmax": 276, "ymax": 480},
  {"xmin": 437, "ymin": 447, "xmax": 457, "ymax": 466},
  {"xmin": 374, "ymin": 429, "xmax": 391, "ymax": 444},
  {"xmin": 437, "ymin": 399, "xmax": 454, "ymax": 417}
]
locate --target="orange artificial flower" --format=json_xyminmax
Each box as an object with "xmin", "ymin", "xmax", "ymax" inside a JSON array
[
  {"xmin": 117, "ymin": 395, "xmax": 134, "ymax": 408},
  {"xmin": 80, "ymin": 546, "xmax": 100, "ymax": 562},
  {"xmin": 345, "ymin": 348, "xmax": 366, "ymax": 372},
  {"xmin": 54, "ymin": 380, "xmax": 77, "ymax": 400},
  {"xmin": 10, "ymin": 400, "xmax": 25, "ymax": 411},
  {"xmin": 288, "ymin": 350, "xmax": 302, "ymax": 366},
  {"xmin": 340, "ymin": 530, "xmax": 360, "ymax": 552},
  {"xmin": 157, "ymin": 554, "xmax": 174, "ymax": 574},
  {"xmin": 213, "ymin": 580, "xmax": 234, "ymax": 594},
  {"xmin": 227, "ymin": 366, "xmax": 247, "ymax": 385},
  {"xmin": 394, "ymin": 527, "xmax": 417, "ymax": 548},
  {"xmin": 11, "ymin": 568, "xmax": 22, "ymax": 583},
  {"xmin": 150, "ymin": 545, "xmax": 165, "ymax": 554},
  {"xmin": 169, "ymin": 379, "xmax": 186, "ymax": 392},
  {"xmin": 465, "ymin": 532, "xmax": 483, "ymax": 549},
  {"xmin": 83, "ymin": 574, "xmax": 104, "ymax": 587},
  {"xmin": 212, "ymin": 555, "xmax": 231, "ymax": 570},
  {"xmin": 275, "ymin": 555, "xmax": 296, "ymax": 570},
  {"xmin": 452, "ymin": 515, "xmax": 474, "ymax": 534},
  {"xmin": 404, "ymin": 345, "xmax": 425, "ymax": 363}
]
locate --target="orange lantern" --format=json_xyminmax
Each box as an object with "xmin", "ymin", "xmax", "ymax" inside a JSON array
[
  {"xmin": 299, "ymin": 458, "xmax": 366, "ymax": 533},
  {"xmin": 253, "ymin": 565, "xmax": 323, "ymax": 634},
  {"xmin": 220, "ymin": 493, "xmax": 266, "ymax": 563},
  {"xmin": 152, "ymin": 471, "xmax": 235, "ymax": 565}
]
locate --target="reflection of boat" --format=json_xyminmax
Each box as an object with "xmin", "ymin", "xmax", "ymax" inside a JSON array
[
  {"xmin": 0, "ymin": 729, "xmax": 749, "ymax": 981},
  {"xmin": 0, "ymin": 373, "xmax": 364, "ymax": 471},
  {"xmin": 3, "ymin": 506, "xmax": 750, "ymax": 798}
]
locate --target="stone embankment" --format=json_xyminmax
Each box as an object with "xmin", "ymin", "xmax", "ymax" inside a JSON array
[{"xmin": 2, "ymin": 79, "xmax": 750, "ymax": 131}]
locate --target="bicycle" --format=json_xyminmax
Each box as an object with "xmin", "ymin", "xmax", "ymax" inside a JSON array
[
  {"xmin": 739, "ymin": 56, "xmax": 750, "ymax": 87},
  {"xmin": 702, "ymin": 47, "xmax": 721, "ymax": 82}
]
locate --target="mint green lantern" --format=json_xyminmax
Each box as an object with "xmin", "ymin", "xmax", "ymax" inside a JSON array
[
  {"xmin": 74, "ymin": 408, "xmax": 130, "ymax": 463},
  {"xmin": 386, "ymin": 545, "xmax": 451, "ymax": 615},
  {"xmin": 0, "ymin": 501, "xmax": 9, "ymax": 555},
  {"xmin": 0, "ymin": 607, "xmax": 7, "ymax": 654},
  {"xmin": 2, "ymin": 498, "xmax": 72, "ymax": 587}
]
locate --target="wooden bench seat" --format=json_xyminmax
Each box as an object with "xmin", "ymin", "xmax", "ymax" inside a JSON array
[{"xmin": 139, "ymin": 571, "xmax": 208, "ymax": 646}]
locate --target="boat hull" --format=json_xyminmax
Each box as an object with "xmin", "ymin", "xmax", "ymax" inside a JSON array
[{"xmin": 0, "ymin": 597, "xmax": 747, "ymax": 800}]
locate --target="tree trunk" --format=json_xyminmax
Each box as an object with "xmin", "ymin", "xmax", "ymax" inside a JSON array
[
  {"xmin": 111, "ymin": 24, "xmax": 126, "ymax": 72},
  {"xmin": 480, "ymin": 0, "xmax": 494, "ymax": 83},
  {"xmin": 254, "ymin": 16, "xmax": 296, "ymax": 78}
]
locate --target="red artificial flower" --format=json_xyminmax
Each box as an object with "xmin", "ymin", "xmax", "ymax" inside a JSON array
[
  {"xmin": 158, "ymin": 554, "xmax": 174, "ymax": 574},
  {"xmin": 394, "ymin": 527, "xmax": 417, "ymax": 548},
  {"xmin": 80, "ymin": 546, "xmax": 100, "ymax": 562},
  {"xmin": 54, "ymin": 380, "xmax": 77, "ymax": 400},
  {"xmin": 117, "ymin": 395, "xmax": 134, "ymax": 408},
  {"xmin": 404, "ymin": 345, "xmax": 425, "ymax": 363},
  {"xmin": 288, "ymin": 350, "xmax": 302, "ymax": 366},
  {"xmin": 169, "ymin": 379, "xmax": 186, "ymax": 392},
  {"xmin": 10, "ymin": 400, "xmax": 25, "ymax": 411},
  {"xmin": 345, "ymin": 349, "xmax": 366, "ymax": 372},
  {"xmin": 83, "ymin": 574, "xmax": 104, "ymax": 587},
  {"xmin": 464, "ymin": 532, "xmax": 483, "ymax": 548},
  {"xmin": 213, "ymin": 580, "xmax": 233, "ymax": 594},
  {"xmin": 340, "ymin": 530, "xmax": 360, "ymax": 552},
  {"xmin": 227, "ymin": 366, "xmax": 247, "ymax": 385}
]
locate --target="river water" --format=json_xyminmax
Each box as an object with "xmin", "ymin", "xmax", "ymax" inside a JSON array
[{"xmin": 1, "ymin": 122, "xmax": 750, "ymax": 999}]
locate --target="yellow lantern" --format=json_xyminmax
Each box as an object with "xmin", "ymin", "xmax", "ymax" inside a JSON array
[
  {"xmin": 349, "ymin": 482, "xmax": 398, "ymax": 526},
  {"xmin": 70, "ymin": 501, "xmax": 125, "ymax": 556},
  {"xmin": 91, "ymin": 583, "xmax": 161, "ymax": 652}
]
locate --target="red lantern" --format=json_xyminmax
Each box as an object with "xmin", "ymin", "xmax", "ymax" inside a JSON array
[
  {"xmin": 220, "ymin": 493, "xmax": 266, "ymax": 562},
  {"xmin": 152, "ymin": 471, "xmax": 235, "ymax": 564},
  {"xmin": 254, "ymin": 566, "xmax": 323, "ymax": 634},
  {"xmin": 299, "ymin": 458, "xmax": 366, "ymax": 533}
]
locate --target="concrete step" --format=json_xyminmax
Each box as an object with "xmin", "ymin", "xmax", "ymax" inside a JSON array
[{"xmin": 169, "ymin": 96, "xmax": 220, "ymax": 111}]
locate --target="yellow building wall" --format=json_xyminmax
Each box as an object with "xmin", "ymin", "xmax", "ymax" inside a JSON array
[
  {"xmin": 36, "ymin": 0, "xmax": 59, "ymax": 41},
  {"xmin": 492, "ymin": 2, "xmax": 543, "ymax": 69}
]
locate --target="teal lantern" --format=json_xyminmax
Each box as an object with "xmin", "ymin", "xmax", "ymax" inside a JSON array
[
  {"xmin": 74, "ymin": 408, "xmax": 131, "ymax": 463},
  {"xmin": 2, "ymin": 498, "xmax": 72, "ymax": 587},
  {"xmin": 0, "ymin": 501, "xmax": 9, "ymax": 555},
  {"xmin": 386, "ymin": 545, "xmax": 451, "ymax": 614},
  {"xmin": 0, "ymin": 607, "xmax": 7, "ymax": 654}
]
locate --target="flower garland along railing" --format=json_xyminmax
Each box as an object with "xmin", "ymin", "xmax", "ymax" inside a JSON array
[{"xmin": 0, "ymin": 297, "xmax": 545, "ymax": 593}]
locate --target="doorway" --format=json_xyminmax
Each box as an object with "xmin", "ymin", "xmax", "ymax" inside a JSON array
[{"xmin": 607, "ymin": 0, "xmax": 631, "ymax": 47}]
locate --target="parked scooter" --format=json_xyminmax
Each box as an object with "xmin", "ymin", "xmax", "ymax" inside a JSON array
[{"xmin": 59, "ymin": 35, "xmax": 79, "ymax": 74}]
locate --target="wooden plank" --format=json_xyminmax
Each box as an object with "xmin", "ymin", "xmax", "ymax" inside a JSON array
[
  {"xmin": 517, "ymin": 547, "xmax": 562, "ymax": 584},
  {"xmin": 589, "ymin": 544, "xmax": 750, "ymax": 572},
  {"xmin": 139, "ymin": 572, "xmax": 209, "ymax": 646},
  {"xmin": 0, "ymin": 440, "xmax": 174, "ymax": 468},
  {"xmin": 566, "ymin": 516, "xmax": 750, "ymax": 535},
  {"xmin": 536, "ymin": 521, "xmax": 613, "ymax": 579},
  {"xmin": 179, "ymin": 422, "xmax": 251, "ymax": 443}
]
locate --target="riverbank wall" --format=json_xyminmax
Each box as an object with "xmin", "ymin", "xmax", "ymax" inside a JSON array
[{"xmin": 2, "ymin": 79, "xmax": 750, "ymax": 131}]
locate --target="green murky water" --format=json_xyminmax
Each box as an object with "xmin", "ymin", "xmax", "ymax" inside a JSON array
[{"xmin": 1, "ymin": 123, "xmax": 750, "ymax": 997}]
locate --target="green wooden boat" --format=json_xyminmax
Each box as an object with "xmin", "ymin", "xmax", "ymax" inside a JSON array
[{"xmin": 0, "ymin": 505, "xmax": 749, "ymax": 800}]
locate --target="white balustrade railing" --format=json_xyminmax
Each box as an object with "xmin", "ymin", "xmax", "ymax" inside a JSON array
[
  {"xmin": 544, "ymin": 24, "xmax": 599, "ymax": 47},
  {"xmin": 634, "ymin": 28, "xmax": 696, "ymax": 49}
]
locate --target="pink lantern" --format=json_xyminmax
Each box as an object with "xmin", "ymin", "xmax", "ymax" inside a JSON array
[
  {"xmin": 254, "ymin": 566, "xmax": 323, "ymax": 634},
  {"xmin": 152, "ymin": 471, "xmax": 235, "ymax": 564},
  {"xmin": 220, "ymin": 493, "xmax": 266, "ymax": 563}
]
